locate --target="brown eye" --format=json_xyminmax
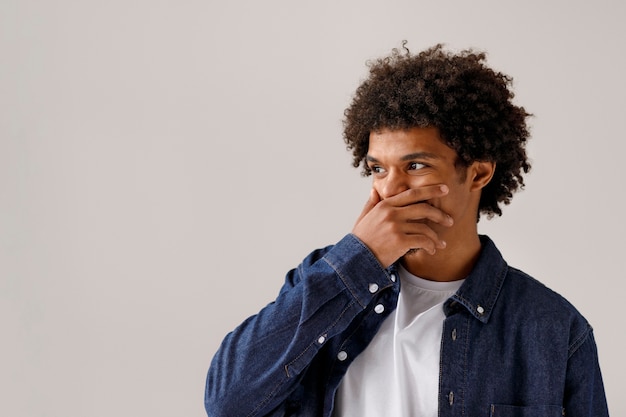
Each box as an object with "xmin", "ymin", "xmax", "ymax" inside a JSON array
[{"xmin": 408, "ymin": 162, "xmax": 426, "ymax": 170}]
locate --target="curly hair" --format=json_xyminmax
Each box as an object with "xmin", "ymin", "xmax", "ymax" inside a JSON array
[{"xmin": 343, "ymin": 43, "xmax": 531, "ymax": 218}]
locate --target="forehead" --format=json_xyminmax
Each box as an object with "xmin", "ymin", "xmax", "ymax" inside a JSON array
[{"xmin": 367, "ymin": 127, "xmax": 458, "ymax": 161}]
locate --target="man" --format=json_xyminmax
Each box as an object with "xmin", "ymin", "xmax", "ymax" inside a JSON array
[{"xmin": 204, "ymin": 44, "xmax": 609, "ymax": 417}]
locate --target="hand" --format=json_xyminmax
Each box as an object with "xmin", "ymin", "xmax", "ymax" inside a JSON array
[{"xmin": 352, "ymin": 185, "xmax": 454, "ymax": 268}]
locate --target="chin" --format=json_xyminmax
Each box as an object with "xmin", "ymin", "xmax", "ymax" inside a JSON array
[
  {"xmin": 404, "ymin": 248, "xmax": 421, "ymax": 256},
  {"xmin": 404, "ymin": 247, "xmax": 442, "ymax": 259}
]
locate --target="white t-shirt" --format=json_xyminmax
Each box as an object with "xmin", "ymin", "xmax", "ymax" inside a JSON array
[{"xmin": 332, "ymin": 265, "xmax": 464, "ymax": 417}]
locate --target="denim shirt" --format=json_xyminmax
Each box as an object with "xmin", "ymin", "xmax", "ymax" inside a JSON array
[{"xmin": 205, "ymin": 234, "xmax": 609, "ymax": 417}]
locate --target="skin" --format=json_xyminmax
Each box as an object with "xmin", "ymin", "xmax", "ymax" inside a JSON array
[{"xmin": 352, "ymin": 127, "xmax": 495, "ymax": 282}]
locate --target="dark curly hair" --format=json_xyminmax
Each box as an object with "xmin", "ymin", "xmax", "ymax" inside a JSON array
[{"xmin": 343, "ymin": 43, "xmax": 531, "ymax": 218}]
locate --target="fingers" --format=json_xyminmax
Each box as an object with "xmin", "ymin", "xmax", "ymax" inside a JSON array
[
  {"xmin": 402, "ymin": 222, "xmax": 447, "ymax": 254},
  {"xmin": 402, "ymin": 201, "xmax": 454, "ymax": 228},
  {"xmin": 351, "ymin": 183, "xmax": 453, "ymax": 267},
  {"xmin": 376, "ymin": 185, "xmax": 453, "ymax": 227},
  {"xmin": 384, "ymin": 184, "xmax": 449, "ymax": 208},
  {"xmin": 354, "ymin": 188, "xmax": 381, "ymax": 226}
]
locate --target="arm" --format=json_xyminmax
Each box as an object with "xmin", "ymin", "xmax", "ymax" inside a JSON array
[
  {"xmin": 205, "ymin": 185, "xmax": 452, "ymax": 416},
  {"xmin": 563, "ymin": 327, "xmax": 609, "ymax": 416},
  {"xmin": 204, "ymin": 234, "xmax": 393, "ymax": 417}
]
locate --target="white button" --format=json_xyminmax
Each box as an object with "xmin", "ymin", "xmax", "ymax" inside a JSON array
[
  {"xmin": 476, "ymin": 305, "xmax": 485, "ymax": 315},
  {"xmin": 368, "ymin": 283, "xmax": 379, "ymax": 293},
  {"xmin": 390, "ymin": 273, "xmax": 397, "ymax": 282},
  {"xmin": 451, "ymin": 328, "xmax": 457, "ymax": 341},
  {"xmin": 374, "ymin": 304, "xmax": 385, "ymax": 314},
  {"xmin": 448, "ymin": 391, "xmax": 454, "ymax": 405},
  {"xmin": 317, "ymin": 336, "xmax": 326, "ymax": 344},
  {"xmin": 337, "ymin": 351, "xmax": 348, "ymax": 361}
]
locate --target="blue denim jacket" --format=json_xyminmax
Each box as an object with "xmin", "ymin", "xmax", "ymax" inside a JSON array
[{"xmin": 205, "ymin": 234, "xmax": 608, "ymax": 417}]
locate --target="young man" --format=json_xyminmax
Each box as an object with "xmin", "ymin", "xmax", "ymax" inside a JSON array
[{"xmin": 204, "ymin": 45, "xmax": 609, "ymax": 417}]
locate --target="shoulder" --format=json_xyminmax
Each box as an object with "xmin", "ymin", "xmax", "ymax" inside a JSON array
[
  {"xmin": 501, "ymin": 266, "xmax": 592, "ymax": 354},
  {"xmin": 504, "ymin": 266, "xmax": 580, "ymax": 315}
]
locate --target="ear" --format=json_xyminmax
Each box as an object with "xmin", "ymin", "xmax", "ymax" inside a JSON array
[{"xmin": 469, "ymin": 161, "xmax": 496, "ymax": 191}]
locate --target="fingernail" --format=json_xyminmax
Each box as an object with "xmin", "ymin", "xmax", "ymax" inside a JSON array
[{"xmin": 440, "ymin": 185, "xmax": 449, "ymax": 193}]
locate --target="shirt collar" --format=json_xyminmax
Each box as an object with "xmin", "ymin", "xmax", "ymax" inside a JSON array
[{"xmin": 443, "ymin": 235, "xmax": 508, "ymax": 323}]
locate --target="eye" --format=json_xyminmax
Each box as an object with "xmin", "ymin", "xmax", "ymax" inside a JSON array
[
  {"xmin": 369, "ymin": 165, "xmax": 386, "ymax": 175},
  {"xmin": 408, "ymin": 162, "xmax": 427, "ymax": 171}
]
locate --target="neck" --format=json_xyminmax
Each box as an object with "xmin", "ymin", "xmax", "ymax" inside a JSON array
[{"xmin": 401, "ymin": 232, "xmax": 482, "ymax": 282}]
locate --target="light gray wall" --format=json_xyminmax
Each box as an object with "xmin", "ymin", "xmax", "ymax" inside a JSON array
[{"xmin": 2, "ymin": 1, "xmax": 623, "ymax": 416}]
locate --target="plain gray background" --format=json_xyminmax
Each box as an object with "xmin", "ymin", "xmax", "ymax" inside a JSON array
[{"xmin": 2, "ymin": 0, "xmax": 624, "ymax": 416}]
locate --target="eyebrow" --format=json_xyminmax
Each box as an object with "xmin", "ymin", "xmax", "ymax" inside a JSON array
[{"xmin": 366, "ymin": 152, "xmax": 440, "ymax": 163}]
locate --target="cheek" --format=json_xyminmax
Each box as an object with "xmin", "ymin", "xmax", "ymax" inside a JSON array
[
  {"xmin": 372, "ymin": 176, "xmax": 432, "ymax": 193},
  {"xmin": 440, "ymin": 187, "xmax": 473, "ymax": 217},
  {"xmin": 408, "ymin": 175, "xmax": 439, "ymax": 189},
  {"xmin": 372, "ymin": 174, "xmax": 440, "ymax": 199}
]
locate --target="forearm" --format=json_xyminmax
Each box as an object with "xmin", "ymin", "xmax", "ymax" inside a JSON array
[{"xmin": 204, "ymin": 234, "xmax": 394, "ymax": 417}]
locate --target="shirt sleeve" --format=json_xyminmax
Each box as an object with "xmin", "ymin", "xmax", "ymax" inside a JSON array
[
  {"xmin": 204, "ymin": 234, "xmax": 394, "ymax": 417},
  {"xmin": 563, "ymin": 327, "xmax": 610, "ymax": 416}
]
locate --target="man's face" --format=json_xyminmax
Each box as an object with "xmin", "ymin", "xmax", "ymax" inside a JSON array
[{"xmin": 366, "ymin": 126, "xmax": 485, "ymax": 243}]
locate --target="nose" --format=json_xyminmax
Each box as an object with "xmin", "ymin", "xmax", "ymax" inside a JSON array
[{"xmin": 379, "ymin": 170, "xmax": 409, "ymax": 199}]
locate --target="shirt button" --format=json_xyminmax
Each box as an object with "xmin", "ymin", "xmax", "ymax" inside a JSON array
[
  {"xmin": 448, "ymin": 391, "xmax": 454, "ymax": 406},
  {"xmin": 451, "ymin": 328, "xmax": 457, "ymax": 341},
  {"xmin": 374, "ymin": 304, "xmax": 385, "ymax": 314},
  {"xmin": 337, "ymin": 351, "xmax": 348, "ymax": 361},
  {"xmin": 317, "ymin": 336, "xmax": 326, "ymax": 344},
  {"xmin": 477, "ymin": 305, "xmax": 485, "ymax": 315},
  {"xmin": 390, "ymin": 273, "xmax": 397, "ymax": 282},
  {"xmin": 368, "ymin": 283, "xmax": 379, "ymax": 293}
]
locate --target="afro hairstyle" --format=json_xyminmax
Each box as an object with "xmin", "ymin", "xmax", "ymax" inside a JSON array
[{"xmin": 343, "ymin": 43, "xmax": 532, "ymax": 218}]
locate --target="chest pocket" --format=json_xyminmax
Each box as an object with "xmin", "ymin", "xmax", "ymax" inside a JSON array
[{"xmin": 490, "ymin": 404, "xmax": 565, "ymax": 417}]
